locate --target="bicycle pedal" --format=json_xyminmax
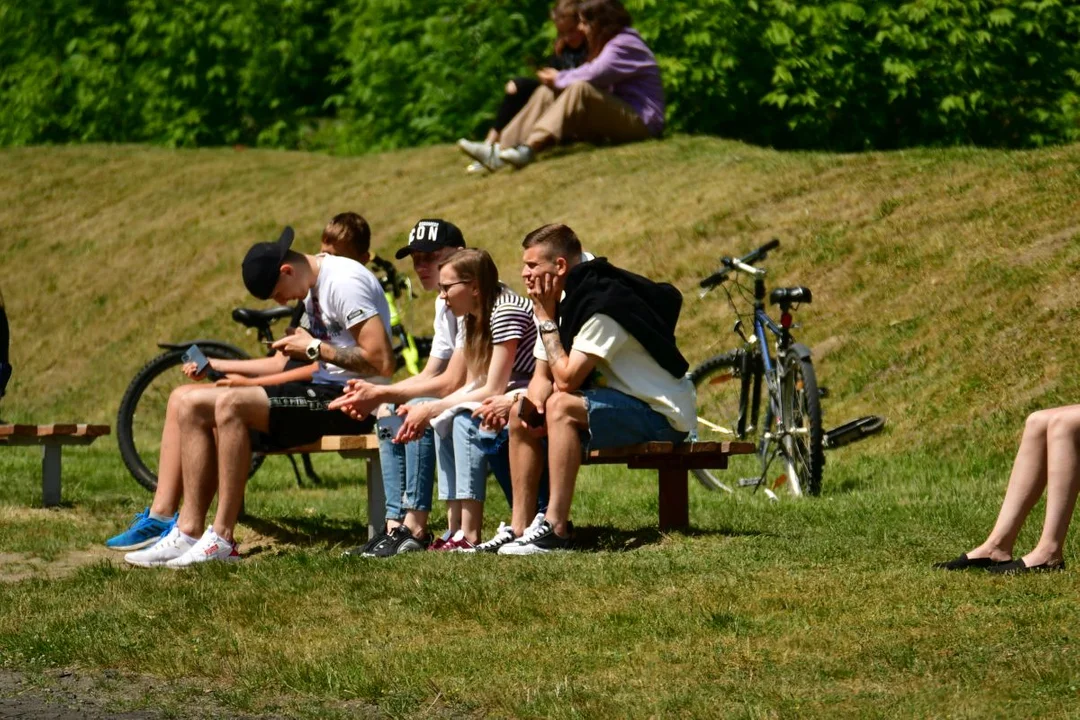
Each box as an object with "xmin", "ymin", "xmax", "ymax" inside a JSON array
[{"xmin": 737, "ymin": 477, "xmax": 764, "ymax": 487}]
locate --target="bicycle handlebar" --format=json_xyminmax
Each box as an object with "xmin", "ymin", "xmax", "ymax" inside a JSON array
[{"xmin": 699, "ymin": 238, "xmax": 781, "ymax": 289}]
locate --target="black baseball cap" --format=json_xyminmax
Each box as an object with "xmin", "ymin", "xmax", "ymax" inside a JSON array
[
  {"xmin": 394, "ymin": 219, "xmax": 466, "ymax": 259},
  {"xmin": 242, "ymin": 226, "xmax": 295, "ymax": 300}
]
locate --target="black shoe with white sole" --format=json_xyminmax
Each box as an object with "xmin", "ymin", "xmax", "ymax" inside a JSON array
[{"xmin": 498, "ymin": 520, "xmax": 572, "ymax": 555}]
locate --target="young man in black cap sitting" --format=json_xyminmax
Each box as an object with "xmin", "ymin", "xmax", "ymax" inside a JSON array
[
  {"xmin": 330, "ymin": 219, "xmax": 469, "ymax": 556},
  {"xmin": 126, "ymin": 222, "xmax": 394, "ymax": 567}
]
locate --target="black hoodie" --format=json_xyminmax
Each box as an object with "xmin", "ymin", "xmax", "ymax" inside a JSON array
[{"xmin": 557, "ymin": 258, "xmax": 689, "ymax": 379}]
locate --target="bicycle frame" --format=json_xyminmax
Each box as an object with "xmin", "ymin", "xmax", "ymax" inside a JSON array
[{"xmin": 732, "ymin": 276, "xmax": 791, "ymax": 440}]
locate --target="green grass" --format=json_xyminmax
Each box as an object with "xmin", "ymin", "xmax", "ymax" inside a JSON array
[{"xmin": 3, "ymin": 137, "xmax": 1080, "ymax": 717}]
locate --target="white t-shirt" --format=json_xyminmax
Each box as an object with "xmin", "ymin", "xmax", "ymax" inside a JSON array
[
  {"xmin": 557, "ymin": 313, "xmax": 696, "ymax": 433},
  {"xmin": 429, "ymin": 296, "xmax": 460, "ymax": 361},
  {"xmin": 305, "ymin": 254, "xmax": 392, "ymax": 385}
]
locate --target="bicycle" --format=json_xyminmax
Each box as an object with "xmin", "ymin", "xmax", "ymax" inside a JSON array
[
  {"xmin": 117, "ymin": 256, "xmax": 432, "ymax": 493},
  {"xmin": 690, "ymin": 239, "xmax": 825, "ymax": 497}
]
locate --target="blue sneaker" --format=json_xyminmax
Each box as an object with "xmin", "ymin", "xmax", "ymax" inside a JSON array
[{"xmin": 105, "ymin": 508, "xmax": 177, "ymax": 551}]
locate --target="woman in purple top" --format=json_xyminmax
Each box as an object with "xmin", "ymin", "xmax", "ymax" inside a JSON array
[{"xmin": 458, "ymin": 0, "xmax": 664, "ymax": 171}]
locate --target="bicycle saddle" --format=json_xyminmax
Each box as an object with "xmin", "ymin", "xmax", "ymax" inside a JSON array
[
  {"xmin": 231, "ymin": 306, "xmax": 294, "ymax": 328},
  {"xmin": 769, "ymin": 286, "xmax": 812, "ymax": 306}
]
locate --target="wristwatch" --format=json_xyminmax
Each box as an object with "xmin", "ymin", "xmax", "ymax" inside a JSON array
[
  {"xmin": 538, "ymin": 320, "xmax": 559, "ymax": 334},
  {"xmin": 305, "ymin": 338, "xmax": 323, "ymax": 361}
]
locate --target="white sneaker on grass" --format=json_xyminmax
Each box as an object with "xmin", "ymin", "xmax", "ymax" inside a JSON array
[
  {"xmin": 124, "ymin": 526, "xmax": 196, "ymax": 568},
  {"xmin": 498, "ymin": 144, "xmax": 535, "ymax": 169},
  {"xmin": 457, "ymin": 139, "xmax": 504, "ymax": 171},
  {"xmin": 166, "ymin": 527, "xmax": 240, "ymax": 568}
]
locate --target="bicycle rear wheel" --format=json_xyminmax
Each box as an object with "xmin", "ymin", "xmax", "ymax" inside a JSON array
[
  {"xmin": 690, "ymin": 350, "xmax": 756, "ymax": 491},
  {"xmin": 117, "ymin": 346, "xmax": 263, "ymax": 492},
  {"xmin": 775, "ymin": 347, "xmax": 824, "ymax": 496}
]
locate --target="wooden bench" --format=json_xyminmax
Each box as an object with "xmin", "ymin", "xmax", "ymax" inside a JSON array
[
  {"xmin": 272, "ymin": 435, "xmax": 755, "ymax": 535},
  {"xmin": 585, "ymin": 440, "xmax": 756, "ymax": 530},
  {"xmin": 0, "ymin": 424, "xmax": 112, "ymax": 507}
]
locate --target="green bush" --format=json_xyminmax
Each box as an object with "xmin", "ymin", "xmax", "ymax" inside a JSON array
[{"xmin": 1, "ymin": 0, "xmax": 1078, "ymax": 151}]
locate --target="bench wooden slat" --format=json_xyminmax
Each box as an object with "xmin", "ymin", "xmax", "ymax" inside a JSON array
[
  {"xmin": 587, "ymin": 440, "xmax": 756, "ymax": 461},
  {"xmin": 0, "ymin": 424, "xmax": 111, "ymax": 438},
  {"xmin": 269, "ymin": 434, "xmax": 380, "ymax": 455}
]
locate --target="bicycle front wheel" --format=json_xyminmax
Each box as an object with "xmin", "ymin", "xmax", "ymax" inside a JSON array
[
  {"xmin": 117, "ymin": 346, "xmax": 262, "ymax": 492},
  {"xmin": 776, "ymin": 347, "xmax": 824, "ymax": 496},
  {"xmin": 690, "ymin": 350, "xmax": 754, "ymax": 491}
]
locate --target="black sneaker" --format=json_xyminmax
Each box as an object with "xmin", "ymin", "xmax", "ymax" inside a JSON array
[
  {"xmin": 473, "ymin": 522, "xmax": 517, "ymax": 554},
  {"xmin": 371, "ymin": 525, "xmax": 429, "ymax": 557},
  {"xmin": 498, "ymin": 520, "xmax": 572, "ymax": 555},
  {"xmin": 342, "ymin": 529, "xmax": 392, "ymax": 558}
]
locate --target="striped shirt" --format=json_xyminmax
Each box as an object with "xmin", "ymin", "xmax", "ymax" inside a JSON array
[{"xmin": 490, "ymin": 285, "xmax": 537, "ymax": 384}]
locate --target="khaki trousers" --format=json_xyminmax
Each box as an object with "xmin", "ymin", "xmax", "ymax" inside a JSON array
[{"xmin": 499, "ymin": 80, "xmax": 651, "ymax": 149}]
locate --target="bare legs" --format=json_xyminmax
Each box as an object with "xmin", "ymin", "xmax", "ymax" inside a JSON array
[
  {"xmin": 149, "ymin": 383, "xmax": 203, "ymax": 517},
  {"xmin": 175, "ymin": 386, "xmax": 270, "ymax": 543},
  {"xmin": 508, "ymin": 401, "xmax": 546, "ymax": 537},
  {"xmin": 966, "ymin": 405, "xmax": 1080, "ymax": 565},
  {"xmin": 542, "ymin": 392, "xmax": 588, "ymax": 538},
  {"xmin": 507, "ymin": 391, "xmax": 587, "ymax": 538}
]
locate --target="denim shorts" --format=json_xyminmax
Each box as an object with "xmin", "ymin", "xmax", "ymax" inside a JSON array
[{"xmin": 582, "ymin": 387, "xmax": 688, "ymax": 452}]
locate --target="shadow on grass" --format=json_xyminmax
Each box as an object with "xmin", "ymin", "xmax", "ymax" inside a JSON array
[
  {"xmin": 574, "ymin": 524, "xmax": 769, "ymax": 553},
  {"xmin": 239, "ymin": 512, "xmax": 369, "ymax": 550}
]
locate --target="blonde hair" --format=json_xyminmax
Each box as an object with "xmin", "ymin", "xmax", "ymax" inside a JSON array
[{"xmin": 440, "ymin": 249, "xmax": 500, "ymax": 377}]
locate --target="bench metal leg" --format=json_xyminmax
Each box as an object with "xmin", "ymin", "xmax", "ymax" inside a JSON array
[
  {"xmin": 366, "ymin": 456, "xmax": 385, "ymax": 540},
  {"xmin": 657, "ymin": 466, "xmax": 689, "ymax": 531},
  {"xmin": 42, "ymin": 443, "xmax": 62, "ymax": 507}
]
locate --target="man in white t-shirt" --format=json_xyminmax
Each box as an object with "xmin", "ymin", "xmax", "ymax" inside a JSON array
[
  {"xmin": 329, "ymin": 219, "xmax": 468, "ymax": 556},
  {"xmin": 499, "ymin": 223, "xmax": 696, "ymax": 555},
  {"xmin": 130, "ymin": 226, "xmax": 395, "ymax": 567}
]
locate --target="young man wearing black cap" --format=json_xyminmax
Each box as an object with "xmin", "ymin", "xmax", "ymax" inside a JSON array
[
  {"xmin": 126, "ymin": 222, "xmax": 394, "ymax": 567},
  {"xmin": 330, "ymin": 218, "xmax": 470, "ymax": 556}
]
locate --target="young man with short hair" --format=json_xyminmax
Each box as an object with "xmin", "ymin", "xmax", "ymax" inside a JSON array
[
  {"xmin": 498, "ymin": 223, "xmax": 696, "ymax": 554},
  {"xmin": 330, "ymin": 219, "xmax": 470, "ymax": 556},
  {"xmin": 124, "ymin": 222, "xmax": 394, "ymax": 567}
]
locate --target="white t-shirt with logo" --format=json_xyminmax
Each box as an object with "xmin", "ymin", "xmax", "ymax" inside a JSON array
[
  {"xmin": 429, "ymin": 296, "xmax": 460, "ymax": 361},
  {"xmin": 554, "ymin": 313, "xmax": 696, "ymax": 433},
  {"xmin": 305, "ymin": 254, "xmax": 392, "ymax": 386}
]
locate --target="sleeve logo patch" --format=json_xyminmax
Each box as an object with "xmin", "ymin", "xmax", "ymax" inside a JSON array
[{"xmin": 347, "ymin": 308, "xmax": 371, "ymax": 322}]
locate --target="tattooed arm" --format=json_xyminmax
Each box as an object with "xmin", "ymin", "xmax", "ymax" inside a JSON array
[
  {"xmin": 322, "ymin": 317, "xmax": 395, "ymax": 377},
  {"xmin": 539, "ymin": 326, "xmax": 596, "ymax": 393}
]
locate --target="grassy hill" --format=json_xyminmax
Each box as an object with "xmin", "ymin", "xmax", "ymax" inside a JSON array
[
  {"xmin": 3, "ymin": 137, "xmax": 1080, "ymax": 453},
  {"xmin": 3, "ymin": 138, "xmax": 1080, "ymax": 717}
]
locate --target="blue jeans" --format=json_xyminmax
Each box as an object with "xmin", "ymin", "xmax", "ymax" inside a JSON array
[
  {"xmin": 437, "ymin": 411, "xmax": 491, "ymax": 501},
  {"xmin": 582, "ymin": 388, "xmax": 689, "ymax": 452},
  {"xmin": 378, "ymin": 399, "xmax": 435, "ymax": 520}
]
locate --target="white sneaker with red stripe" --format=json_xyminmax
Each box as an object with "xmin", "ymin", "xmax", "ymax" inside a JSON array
[{"xmin": 166, "ymin": 527, "xmax": 240, "ymax": 567}]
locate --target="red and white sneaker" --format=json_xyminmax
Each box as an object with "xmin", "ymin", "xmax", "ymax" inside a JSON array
[{"xmin": 166, "ymin": 527, "xmax": 240, "ymax": 568}]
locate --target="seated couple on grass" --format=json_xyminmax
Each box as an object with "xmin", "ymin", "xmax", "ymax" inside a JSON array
[
  {"xmin": 331, "ymin": 220, "xmax": 549, "ymax": 556},
  {"xmin": 458, "ymin": 0, "xmax": 664, "ymax": 172},
  {"xmin": 105, "ymin": 213, "xmax": 396, "ymax": 567}
]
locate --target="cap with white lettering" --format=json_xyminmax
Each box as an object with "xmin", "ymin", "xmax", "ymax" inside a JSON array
[{"xmin": 394, "ymin": 219, "xmax": 466, "ymax": 259}]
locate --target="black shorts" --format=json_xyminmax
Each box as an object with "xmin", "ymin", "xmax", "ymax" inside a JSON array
[{"xmin": 259, "ymin": 382, "xmax": 375, "ymax": 450}]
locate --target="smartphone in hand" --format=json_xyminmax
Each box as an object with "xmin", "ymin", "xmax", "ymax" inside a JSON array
[
  {"xmin": 181, "ymin": 345, "xmax": 211, "ymax": 376},
  {"xmin": 518, "ymin": 395, "xmax": 544, "ymax": 429},
  {"xmin": 376, "ymin": 412, "xmax": 406, "ymax": 441}
]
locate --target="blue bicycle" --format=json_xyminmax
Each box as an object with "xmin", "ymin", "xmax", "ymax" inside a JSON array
[{"xmin": 691, "ymin": 239, "xmax": 825, "ymax": 497}]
